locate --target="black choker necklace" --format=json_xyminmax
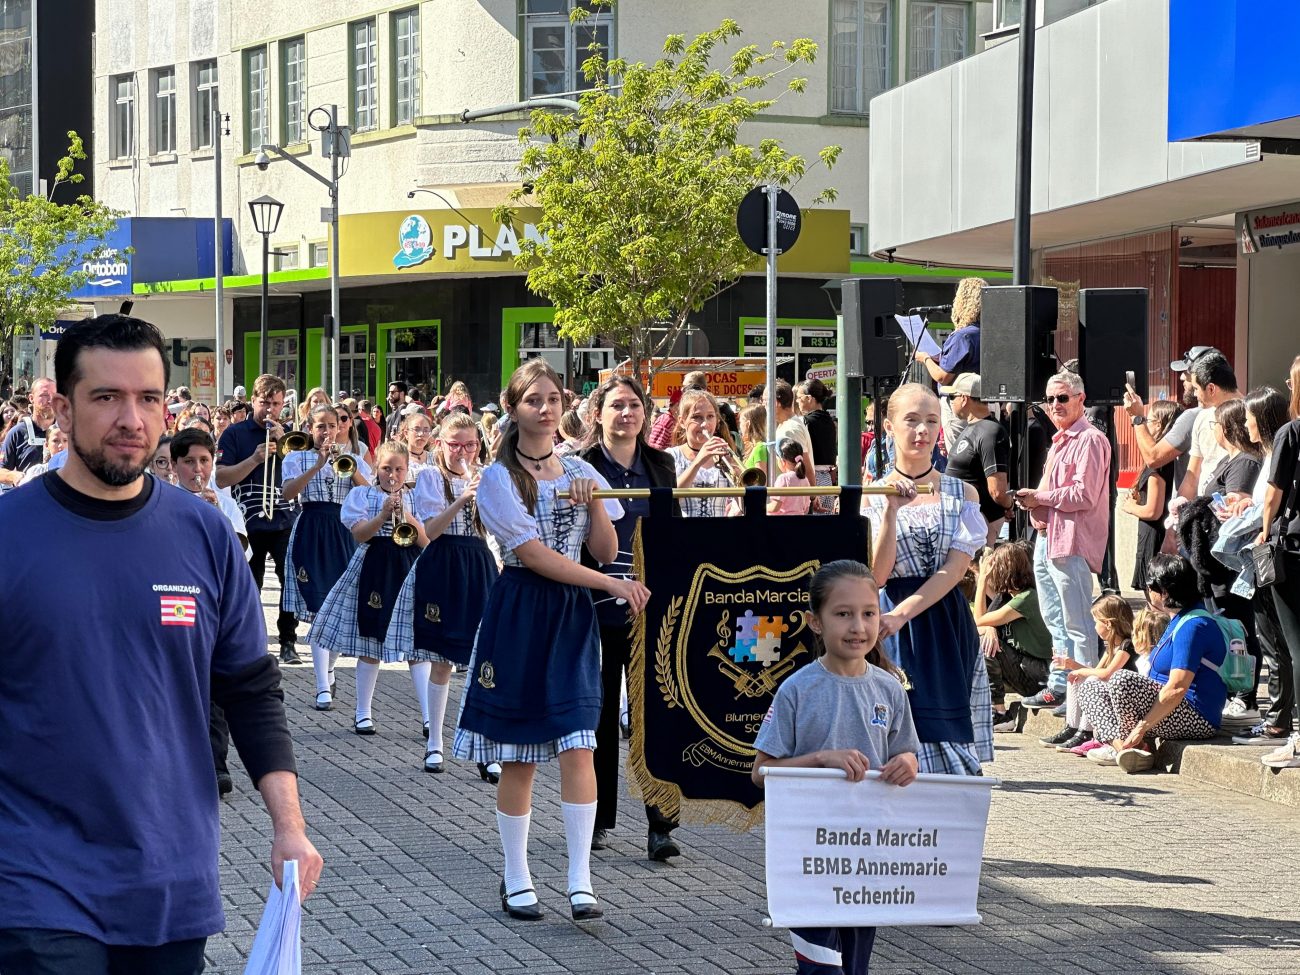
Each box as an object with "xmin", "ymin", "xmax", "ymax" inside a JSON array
[
  {"xmin": 516, "ymin": 446, "xmax": 554, "ymax": 472},
  {"xmin": 896, "ymin": 462, "xmax": 934, "ymax": 480}
]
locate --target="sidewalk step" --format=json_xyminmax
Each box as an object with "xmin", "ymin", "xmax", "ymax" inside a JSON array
[{"xmin": 1005, "ymin": 701, "xmax": 1300, "ymax": 807}]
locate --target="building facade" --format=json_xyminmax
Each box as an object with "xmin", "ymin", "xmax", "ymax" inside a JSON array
[{"xmin": 93, "ymin": 0, "xmax": 997, "ymax": 403}]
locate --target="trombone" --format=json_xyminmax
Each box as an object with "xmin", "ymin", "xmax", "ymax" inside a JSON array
[{"xmin": 259, "ymin": 421, "xmax": 281, "ymax": 521}]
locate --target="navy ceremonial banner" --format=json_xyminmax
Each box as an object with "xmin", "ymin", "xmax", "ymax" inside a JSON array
[{"xmin": 629, "ymin": 487, "xmax": 870, "ymax": 829}]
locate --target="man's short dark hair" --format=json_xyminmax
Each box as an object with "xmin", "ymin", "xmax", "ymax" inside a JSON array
[
  {"xmin": 1189, "ymin": 352, "xmax": 1237, "ymax": 394},
  {"xmin": 1145, "ymin": 554, "xmax": 1200, "ymax": 611},
  {"xmin": 171, "ymin": 428, "xmax": 217, "ymax": 462},
  {"xmin": 774, "ymin": 379, "xmax": 794, "ymax": 410},
  {"xmin": 54, "ymin": 315, "xmax": 169, "ymax": 397},
  {"xmin": 389, "ymin": 381, "xmax": 408, "ymax": 395}
]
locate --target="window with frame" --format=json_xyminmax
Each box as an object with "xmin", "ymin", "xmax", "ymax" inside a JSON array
[
  {"xmin": 193, "ymin": 60, "xmax": 218, "ymax": 150},
  {"xmin": 244, "ymin": 46, "xmax": 269, "ymax": 151},
  {"xmin": 392, "ymin": 8, "xmax": 420, "ymax": 125},
  {"xmin": 281, "ymin": 37, "xmax": 306, "ymax": 144},
  {"xmin": 907, "ymin": 1, "xmax": 968, "ymax": 80},
  {"xmin": 111, "ymin": 74, "xmax": 135, "ymax": 159},
  {"xmin": 351, "ymin": 19, "xmax": 378, "ymax": 132},
  {"xmin": 831, "ymin": 0, "xmax": 891, "ymax": 115},
  {"xmin": 272, "ymin": 246, "xmax": 300, "ymax": 272},
  {"xmin": 309, "ymin": 242, "xmax": 329, "ymax": 268},
  {"xmin": 151, "ymin": 67, "xmax": 176, "ymax": 154},
  {"xmin": 524, "ymin": 0, "xmax": 611, "ymax": 98}
]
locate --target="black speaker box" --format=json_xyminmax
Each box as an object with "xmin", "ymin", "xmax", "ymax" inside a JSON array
[
  {"xmin": 980, "ymin": 286, "xmax": 1059, "ymax": 403},
  {"xmin": 1078, "ymin": 288, "xmax": 1148, "ymax": 405},
  {"xmin": 841, "ymin": 278, "xmax": 907, "ymax": 380}
]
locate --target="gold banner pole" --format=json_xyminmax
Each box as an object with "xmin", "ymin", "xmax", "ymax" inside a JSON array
[{"xmin": 559, "ymin": 484, "xmax": 934, "ymax": 500}]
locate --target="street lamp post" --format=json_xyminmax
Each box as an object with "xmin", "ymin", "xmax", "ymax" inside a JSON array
[
  {"xmin": 257, "ymin": 105, "xmax": 349, "ymax": 397},
  {"xmin": 248, "ymin": 195, "xmax": 285, "ymax": 374}
]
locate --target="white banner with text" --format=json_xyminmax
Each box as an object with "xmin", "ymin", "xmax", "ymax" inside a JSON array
[{"xmin": 763, "ymin": 769, "xmax": 995, "ymax": 928}]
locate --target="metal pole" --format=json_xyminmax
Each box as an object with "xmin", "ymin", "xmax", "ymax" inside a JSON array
[
  {"xmin": 213, "ymin": 97, "xmax": 224, "ymax": 404},
  {"xmin": 259, "ymin": 233, "xmax": 269, "ymax": 372},
  {"xmin": 765, "ymin": 184, "xmax": 779, "ymax": 482},
  {"xmin": 329, "ymin": 105, "xmax": 342, "ymax": 399},
  {"xmin": 835, "ymin": 313, "xmax": 862, "ymax": 486},
  {"xmin": 1012, "ymin": 0, "xmax": 1036, "ymax": 286}
]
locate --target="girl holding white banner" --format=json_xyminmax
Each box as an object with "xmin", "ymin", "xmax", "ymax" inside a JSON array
[
  {"xmin": 752, "ymin": 559, "xmax": 920, "ymax": 975},
  {"xmin": 863, "ymin": 384, "xmax": 991, "ymax": 776}
]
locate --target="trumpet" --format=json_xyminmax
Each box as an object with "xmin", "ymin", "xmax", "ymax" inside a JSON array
[
  {"xmin": 190, "ymin": 472, "xmax": 221, "ymax": 508},
  {"xmin": 389, "ymin": 478, "xmax": 419, "ymax": 547},
  {"xmin": 739, "ymin": 466, "xmax": 767, "ymax": 488},
  {"xmin": 278, "ymin": 430, "xmax": 310, "ymax": 457},
  {"xmin": 331, "ymin": 444, "xmax": 357, "ymax": 478}
]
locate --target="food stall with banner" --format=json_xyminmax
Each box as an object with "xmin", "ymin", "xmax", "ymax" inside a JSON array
[{"xmin": 598, "ymin": 356, "xmax": 794, "ymax": 407}]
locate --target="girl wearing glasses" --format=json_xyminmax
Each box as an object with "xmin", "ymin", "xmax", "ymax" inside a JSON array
[{"xmin": 385, "ymin": 413, "xmax": 498, "ymax": 776}]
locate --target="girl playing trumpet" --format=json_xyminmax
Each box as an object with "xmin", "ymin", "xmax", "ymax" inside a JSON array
[
  {"xmin": 666, "ymin": 388, "xmax": 739, "ymax": 518},
  {"xmin": 281, "ymin": 403, "xmax": 373, "ymax": 710},
  {"xmin": 384, "ymin": 412, "xmax": 499, "ymax": 775},
  {"xmin": 309, "ymin": 441, "xmax": 428, "ymax": 734}
]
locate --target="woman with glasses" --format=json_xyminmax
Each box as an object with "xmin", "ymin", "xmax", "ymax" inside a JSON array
[
  {"xmin": 385, "ymin": 413, "xmax": 497, "ymax": 776},
  {"xmin": 150, "ymin": 436, "xmax": 175, "ymax": 483}
]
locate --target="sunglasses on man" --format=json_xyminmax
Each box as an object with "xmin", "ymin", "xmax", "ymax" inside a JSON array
[{"xmin": 1043, "ymin": 393, "xmax": 1076, "ymax": 405}]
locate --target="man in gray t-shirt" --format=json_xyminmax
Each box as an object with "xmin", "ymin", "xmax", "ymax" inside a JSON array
[
  {"xmin": 754, "ymin": 661, "xmax": 920, "ymax": 771},
  {"xmin": 1123, "ymin": 347, "xmax": 1213, "ymax": 494}
]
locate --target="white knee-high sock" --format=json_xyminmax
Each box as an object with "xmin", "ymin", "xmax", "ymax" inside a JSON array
[
  {"xmin": 408, "ymin": 661, "xmax": 432, "ymax": 726},
  {"xmin": 355, "ymin": 660, "xmax": 381, "ymax": 721},
  {"xmin": 1066, "ymin": 682, "xmax": 1089, "ymax": 731},
  {"xmin": 497, "ymin": 809, "xmax": 535, "ymax": 904},
  {"xmin": 312, "ymin": 645, "xmax": 333, "ymax": 694},
  {"xmin": 427, "ymin": 679, "xmax": 450, "ymax": 754},
  {"xmin": 562, "ymin": 800, "xmax": 598, "ymax": 903}
]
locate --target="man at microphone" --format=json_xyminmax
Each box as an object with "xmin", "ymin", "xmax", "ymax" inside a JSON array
[{"xmin": 914, "ymin": 277, "xmax": 984, "ymax": 451}]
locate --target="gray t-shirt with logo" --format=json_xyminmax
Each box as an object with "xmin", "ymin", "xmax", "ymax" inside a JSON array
[{"xmin": 754, "ymin": 660, "xmax": 920, "ymax": 770}]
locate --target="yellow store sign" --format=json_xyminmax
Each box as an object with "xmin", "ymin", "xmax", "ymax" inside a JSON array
[{"xmin": 339, "ymin": 208, "xmax": 850, "ymax": 278}]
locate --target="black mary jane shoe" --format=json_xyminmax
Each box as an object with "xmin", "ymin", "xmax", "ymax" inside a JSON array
[
  {"xmin": 477, "ymin": 761, "xmax": 501, "ymax": 785},
  {"xmin": 354, "ymin": 717, "xmax": 377, "ymax": 736},
  {"xmin": 568, "ymin": 890, "xmax": 604, "ymax": 922},
  {"xmin": 499, "ymin": 881, "xmax": 542, "ymax": 921}
]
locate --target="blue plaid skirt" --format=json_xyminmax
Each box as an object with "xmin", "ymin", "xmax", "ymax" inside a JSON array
[
  {"xmin": 283, "ymin": 502, "xmax": 355, "ymax": 622},
  {"xmin": 454, "ymin": 567, "xmax": 602, "ymax": 749},
  {"xmin": 383, "ymin": 534, "xmax": 497, "ymax": 665}
]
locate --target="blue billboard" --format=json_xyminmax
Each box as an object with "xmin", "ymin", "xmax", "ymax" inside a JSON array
[
  {"xmin": 65, "ymin": 217, "xmax": 234, "ymax": 299},
  {"xmin": 1169, "ymin": 0, "xmax": 1300, "ymax": 142}
]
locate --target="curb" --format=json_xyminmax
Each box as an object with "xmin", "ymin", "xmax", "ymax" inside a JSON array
[{"xmin": 1005, "ymin": 700, "xmax": 1300, "ymax": 808}]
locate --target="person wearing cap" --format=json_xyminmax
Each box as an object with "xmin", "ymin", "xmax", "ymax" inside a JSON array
[
  {"xmin": 1123, "ymin": 346, "xmax": 1213, "ymax": 496},
  {"xmin": 943, "ymin": 373, "xmax": 1012, "ymax": 544},
  {"xmin": 1180, "ymin": 351, "xmax": 1242, "ymax": 500}
]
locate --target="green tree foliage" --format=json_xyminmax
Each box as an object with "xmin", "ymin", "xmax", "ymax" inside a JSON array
[
  {"xmin": 0, "ymin": 132, "xmax": 124, "ymax": 387},
  {"xmin": 495, "ymin": 11, "xmax": 840, "ymax": 380}
]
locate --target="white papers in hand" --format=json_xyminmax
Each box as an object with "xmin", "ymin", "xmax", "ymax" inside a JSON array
[
  {"xmin": 895, "ymin": 314, "xmax": 943, "ymax": 360},
  {"xmin": 242, "ymin": 859, "xmax": 303, "ymax": 975}
]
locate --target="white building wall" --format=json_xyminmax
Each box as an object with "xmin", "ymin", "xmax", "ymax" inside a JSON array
[{"xmin": 95, "ymin": 1, "xmax": 1002, "ymax": 279}]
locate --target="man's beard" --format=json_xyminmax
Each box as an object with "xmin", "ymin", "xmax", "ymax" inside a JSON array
[
  {"xmin": 71, "ymin": 438, "xmax": 150, "ymax": 487},
  {"xmin": 1182, "ymin": 385, "xmax": 1198, "ymax": 408}
]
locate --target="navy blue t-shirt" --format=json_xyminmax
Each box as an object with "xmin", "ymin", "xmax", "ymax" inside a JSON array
[
  {"xmin": 218, "ymin": 417, "xmax": 296, "ymax": 533},
  {"xmin": 588, "ymin": 444, "xmax": 651, "ymax": 627},
  {"xmin": 938, "ymin": 323, "xmax": 981, "ymax": 377},
  {"xmin": 0, "ymin": 415, "xmax": 51, "ymax": 473},
  {"xmin": 0, "ymin": 476, "xmax": 268, "ymax": 944}
]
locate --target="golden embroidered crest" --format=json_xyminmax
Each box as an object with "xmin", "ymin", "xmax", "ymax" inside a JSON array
[
  {"xmin": 478, "ymin": 661, "xmax": 496, "ymax": 690},
  {"xmin": 424, "ymin": 603, "xmax": 441, "ymax": 623},
  {"xmin": 367, "ymin": 591, "xmax": 383, "ymax": 609}
]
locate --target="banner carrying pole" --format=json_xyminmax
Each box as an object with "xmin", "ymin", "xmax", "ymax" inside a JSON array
[{"xmin": 560, "ymin": 484, "xmax": 932, "ymax": 500}]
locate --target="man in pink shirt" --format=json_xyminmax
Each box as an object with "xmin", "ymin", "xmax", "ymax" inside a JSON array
[{"xmin": 1015, "ymin": 371, "xmax": 1111, "ymax": 713}]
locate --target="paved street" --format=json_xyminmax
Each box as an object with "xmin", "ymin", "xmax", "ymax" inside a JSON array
[{"xmin": 205, "ymin": 586, "xmax": 1300, "ymax": 974}]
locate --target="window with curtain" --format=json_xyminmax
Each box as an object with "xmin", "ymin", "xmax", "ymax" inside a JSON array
[
  {"xmin": 908, "ymin": 1, "xmax": 967, "ymax": 80},
  {"xmin": 393, "ymin": 8, "xmax": 420, "ymax": 125},
  {"xmin": 351, "ymin": 19, "xmax": 378, "ymax": 131},
  {"xmin": 193, "ymin": 60, "xmax": 218, "ymax": 150},
  {"xmin": 244, "ymin": 46, "xmax": 269, "ymax": 151},
  {"xmin": 111, "ymin": 75, "xmax": 135, "ymax": 158},
  {"xmin": 152, "ymin": 68, "xmax": 175, "ymax": 154},
  {"xmin": 524, "ymin": 0, "xmax": 611, "ymax": 98},
  {"xmin": 830, "ymin": 0, "xmax": 891, "ymax": 115},
  {"xmin": 282, "ymin": 37, "xmax": 306, "ymax": 144}
]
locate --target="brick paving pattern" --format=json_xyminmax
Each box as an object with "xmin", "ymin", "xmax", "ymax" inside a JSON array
[{"xmin": 203, "ymin": 585, "xmax": 1300, "ymax": 973}]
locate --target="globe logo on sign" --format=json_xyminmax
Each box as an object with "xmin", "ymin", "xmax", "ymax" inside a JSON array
[{"xmin": 393, "ymin": 214, "xmax": 434, "ymax": 269}]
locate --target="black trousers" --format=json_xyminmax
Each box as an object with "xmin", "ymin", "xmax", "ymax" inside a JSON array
[
  {"xmin": 1255, "ymin": 591, "xmax": 1294, "ymax": 731},
  {"xmin": 209, "ymin": 703, "xmax": 229, "ymax": 779},
  {"xmin": 984, "ymin": 637, "xmax": 1050, "ymax": 706},
  {"xmin": 247, "ymin": 528, "xmax": 297, "ymax": 644},
  {"xmin": 595, "ymin": 623, "xmax": 676, "ymax": 834},
  {"xmin": 1268, "ymin": 555, "xmax": 1300, "ymax": 732},
  {"xmin": 0, "ymin": 929, "xmax": 205, "ymax": 975}
]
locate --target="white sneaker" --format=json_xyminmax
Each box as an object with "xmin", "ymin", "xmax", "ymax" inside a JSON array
[
  {"xmin": 1117, "ymin": 747, "xmax": 1156, "ymax": 774},
  {"xmin": 1222, "ymin": 698, "xmax": 1261, "ymax": 722},
  {"xmin": 1261, "ymin": 734, "xmax": 1300, "ymax": 769},
  {"xmin": 1087, "ymin": 745, "xmax": 1119, "ymax": 765}
]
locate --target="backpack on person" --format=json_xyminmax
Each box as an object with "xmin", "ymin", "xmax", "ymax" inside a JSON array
[{"xmin": 1174, "ymin": 609, "xmax": 1254, "ymax": 695}]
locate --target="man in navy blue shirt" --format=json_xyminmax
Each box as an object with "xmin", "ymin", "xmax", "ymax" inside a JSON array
[
  {"xmin": 0, "ymin": 377, "xmax": 56, "ymax": 488},
  {"xmin": 217, "ymin": 374, "xmax": 301, "ymax": 665},
  {"xmin": 0, "ymin": 315, "xmax": 322, "ymax": 974}
]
